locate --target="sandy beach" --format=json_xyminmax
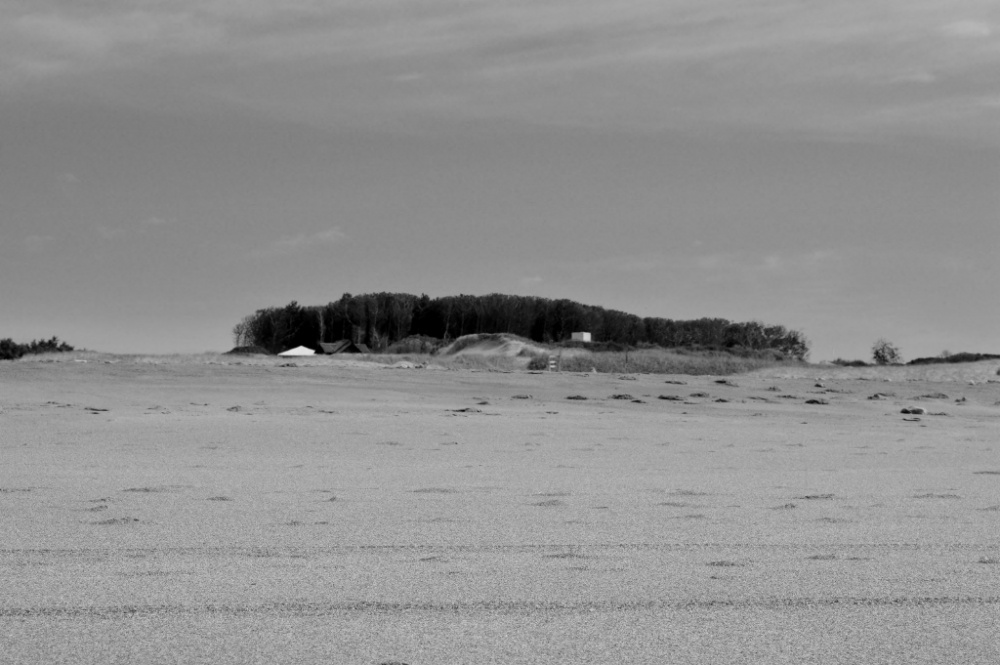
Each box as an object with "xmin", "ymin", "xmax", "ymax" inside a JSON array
[{"xmin": 2, "ymin": 357, "xmax": 1000, "ymax": 664}]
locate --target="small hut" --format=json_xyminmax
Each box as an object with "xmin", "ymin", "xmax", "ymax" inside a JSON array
[{"xmin": 277, "ymin": 345, "xmax": 316, "ymax": 357}]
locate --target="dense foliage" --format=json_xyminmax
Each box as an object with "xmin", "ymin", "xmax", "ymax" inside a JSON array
[
  {"xmin": 233, "ymin": 293, "xmax": 809, "ymax": 360},
  {"xmin": 908, "ymin": 352, "xmax": 1000, "ymax": 366},
  {"xmin": 0, "ymin": 336, "xmax": 75, "ymax": 360}
]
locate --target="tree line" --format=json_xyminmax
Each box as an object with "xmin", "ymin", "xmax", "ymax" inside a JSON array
[{"xmin": 232, "ymin": 292, "xmax": 809, "ymax": 360}]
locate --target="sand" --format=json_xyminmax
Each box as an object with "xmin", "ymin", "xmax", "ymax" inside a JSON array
[{"xmin": 2, "ymin": 357, "xmax": 1000, "ymax": 664}]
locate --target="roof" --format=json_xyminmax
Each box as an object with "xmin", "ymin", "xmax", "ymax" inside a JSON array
[
  {"xmin": 318, "ymin": 340, "xmax": 371, "ymax": 354},
  {"xmin": 277, "ymin": 345, "xmax": 316, "ymax": 357}
]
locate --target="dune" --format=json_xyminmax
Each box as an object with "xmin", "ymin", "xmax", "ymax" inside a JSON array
[{"xmin": 439, "ymin": 333, "xmax": 551, "ymax": 358}]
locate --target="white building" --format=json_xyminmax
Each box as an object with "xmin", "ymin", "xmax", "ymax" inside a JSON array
[{"xmin": 570, "ymin": 332, "xmax": 592, "ymax": 343}]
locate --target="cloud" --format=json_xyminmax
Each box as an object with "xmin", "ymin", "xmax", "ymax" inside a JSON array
[
  {"xmin": 942, "ymin": 20, "xmax": 993, "ymax": 38},
  {"xmin": 96, "ymin": 225, "xmax": 126, "ymax": 240},
  {"xmin": 757, "ymin": 250, "xmax": 840, "ymax": 274},
  {"xmin": 24, "ymin": 234, "xmax": 54, "ymax": 251},
  {"xmin": 138, "ymin": 216, "xmax": 170, "ymax": 228},
  {"xmin": 95, "ymin": 217, "xmax": 174, "ymax": 240},
  {"xmin": 555, "ymin": 249, "xmax": 841, "ymax": 278},
  {"xmin": 0, "ymin": 3, "xmax": 984, "ymax": 79},
  {"xmin": 4, "ymin": 2, "xmax": 1000, "ymax": 140},
  {"xmin": 590, "ymin": 254, "xmax": 666, "ymax": 274},
  {"xmin": 0, "ymin": 8, "xmax": 223, "ymax": 84},
  {"xmin": 247, "ymin": 227, "xmax": 346, "ymax": 259},
  {"xmin": 696, "ymin": 254, "xmax": 727, "ymax": 271}
]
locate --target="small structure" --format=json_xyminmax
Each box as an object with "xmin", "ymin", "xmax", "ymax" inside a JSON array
[
  {"xmin": 277, "ymin": 345, "xmax": 316, "ymax": 357},
  {"xmin": 318, "ymin": 340, "xmax": 371, "ymax": 354},
  {"xmin": 571, "ymin": 332, "xmax": 592, "ymax": 343}
]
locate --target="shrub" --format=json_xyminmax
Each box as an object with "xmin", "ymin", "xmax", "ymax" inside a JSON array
[
  {"xmin": 832, "ymin": 358, "xmax": 869, "ymax": 367},
  {"xmin": 384, "ymin": 335, "xmax": 446, "ymax": 355},
  {"xmin": 526, "ymin": 355, "xmax": 550, "ymax": 370},
  {"xmin": 1, "ymin": 336, "xmax": 74, "ymax": 360},
  {"xmin": 872, "ymin": 338, "xmax": 902, "ymax": 365}
]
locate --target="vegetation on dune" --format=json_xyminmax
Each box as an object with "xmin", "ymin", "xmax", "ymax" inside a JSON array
[
  {"xmin": 442, "ymin": 332, "xmax": 540, "ymax": 355},
  {"xmin": 224, "ymin": 345, "xmax": 272, "ymax": 356},
  {"xmin": 232, "ymin": 292, "xmax": 810, "ymax": 360},
  {"xmin": 0, "ymin": 336, "xmax": 75, "ymax": 360}
]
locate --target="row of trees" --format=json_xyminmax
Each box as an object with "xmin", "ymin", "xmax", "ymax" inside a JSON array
[
  {"xmin": 0, "ymin": 336, "xmax": 75, "ymax": 360},
  {"xmin": 232, "ymin": 293, "xmax": 810, "ymax": 360}
]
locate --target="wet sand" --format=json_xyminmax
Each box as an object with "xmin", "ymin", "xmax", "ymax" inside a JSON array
[{"xmin": 2, "ymin": 358, "xmax": 999, "ymax": 664}]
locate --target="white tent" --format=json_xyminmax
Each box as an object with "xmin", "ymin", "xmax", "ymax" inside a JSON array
[{"xmin": 277, "ymin": 345, "xmax": 316, "ymax": 357}]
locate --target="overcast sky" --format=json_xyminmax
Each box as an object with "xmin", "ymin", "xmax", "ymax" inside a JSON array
[{"xmin": 2, "ymin": 1, "xmax": 998, "ymax": 360}]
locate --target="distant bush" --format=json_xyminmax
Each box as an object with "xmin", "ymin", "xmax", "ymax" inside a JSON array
[
  {"xmin": 832, "ymin": 358, "xmax": 869, "ymax": 367},
  {"xmin": 0, "ymin": 336, "xmax": 74, "ymax": 360},
  {"xmin": 526, "ymin": 355, "xmax": 550, "ymax": 370},
  {"xmin": 908, "ymin": 352, "xmax": 1000, "ymax": 366}
]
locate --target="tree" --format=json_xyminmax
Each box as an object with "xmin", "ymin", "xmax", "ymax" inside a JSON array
[
  {"xmin": 232, "ymin": 315, "xmax": 256, "ymax": 347},
  {"xmin": 0, "ymin": 338, "xmax": 24, "ymax": 360},
  {"xmin": 872, "ymin": 338, "xmax": 902, "ymax": 365}
]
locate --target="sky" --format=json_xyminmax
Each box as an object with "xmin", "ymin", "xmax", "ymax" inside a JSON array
[{"xmin": 2, "ymin": 1, "xmax": 998, "ymax": 360}]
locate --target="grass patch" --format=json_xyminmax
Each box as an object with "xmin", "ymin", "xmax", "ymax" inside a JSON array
[
  {"xmin": 556, "ymin": 349, "xmax": 797, "ymax": 375},
  {"xmin": 360, "ymin": 353, "xmax": 519, "ymax": 371}
]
